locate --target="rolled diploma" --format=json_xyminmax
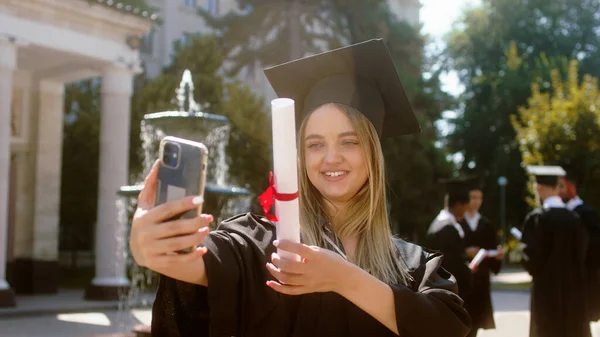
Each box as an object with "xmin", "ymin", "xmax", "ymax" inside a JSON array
[
  {"xmin": 486, "ymin": 249, "xmax": 500, "ymax": 258},
  {"xmin": 510, "ymin": 227, "xmax": 523, "ymax": 241},
  {"xmin": 469, "ymin": 248, "xmax": 487, "ymax": 271},
  {"xmin": 271, "ymin": 98, "xmax": 301, "ymax": 261}
]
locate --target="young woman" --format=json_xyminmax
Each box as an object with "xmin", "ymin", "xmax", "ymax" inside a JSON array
[{"xmin": 129, "ymin": 39, "xmax": 471, "ymax": 337}]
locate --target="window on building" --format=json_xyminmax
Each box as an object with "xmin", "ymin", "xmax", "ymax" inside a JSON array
[
  {"xmin": 207, "ymin": 0, "xmax": 218, "ymax": 15},
  {"xmin": 183, "ymin": 0, "xmax": 196, "ymax": 8}
]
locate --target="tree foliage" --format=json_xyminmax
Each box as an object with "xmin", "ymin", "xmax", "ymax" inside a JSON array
[
  {"xmin": 60, "ymin": 80, "xmax": 101, "ymax": 251},
  {"xmin": 512, "ymin": 59, "xmax": 600, "ymax": 205},
  {"xmin": 446, "ymin": 0, "xmax": 600, "ymax": 227}
]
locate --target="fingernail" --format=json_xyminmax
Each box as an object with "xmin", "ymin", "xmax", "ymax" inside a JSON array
[
  {"xmin": 199, "ymin": 227, "xmax": 209, "ymax": 233},
  {"xmin": 193, "ymin": 196, "xmax": 204, "ymax": 205},
  {"xmin": 273, "ymin": 240, "xmax": 279, "ymax": 247}
]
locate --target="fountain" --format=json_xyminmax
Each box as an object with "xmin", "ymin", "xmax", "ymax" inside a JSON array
[{"xmin": 114, "ymin": 70, "xmax": 252, "ymax": 336}]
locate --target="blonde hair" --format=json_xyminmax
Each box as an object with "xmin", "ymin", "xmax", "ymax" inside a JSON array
[{"xmin": 298, "ymin": 103, "xmax": 413, "ymax": 285}]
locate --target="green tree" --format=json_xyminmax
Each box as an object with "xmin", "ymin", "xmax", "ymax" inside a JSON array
[
  {"xmin": 130, "ymin": 35, "xmax": 271, "ymax": 209},
  {"xmin": 446, "ymin": 0, "xmax": 600, "ymax": 227},
  {"xmin": 200, "ymin": 1, "xmax": 421, "ymax": 75},
  {"xmin": 512, "ymin": 59, "xmax": 600, "ymax": 206},
  {"xmin": 60, "ymin": 80, "xmax": 101, "ymax": 252}
]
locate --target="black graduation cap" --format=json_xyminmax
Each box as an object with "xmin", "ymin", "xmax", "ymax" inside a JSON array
[
  {"xmin": 560, "ymin": 163, "xmax": 582, "ymax": 185},
  {"xmin": 263, "ymin": 39, "xmax": 421, "ymax": 139},
  {"xmin": 526, "ymin": 165, "xmax": 566, "ymax": 186},
  {"xmin": 438, "ymin": 177, "xmax": 473, "ymax": 200}
]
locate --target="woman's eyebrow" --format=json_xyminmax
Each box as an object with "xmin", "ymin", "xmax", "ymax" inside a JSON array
[
  {"xmin": 304, "ymin": 131, "xmax": 357, "ymax": 140},
  {"xmin": 338, "ymin": 131, "xmax": 357, "ymax": 137},
  {"xmin": 304, "ymin": 134, "xmax": 324, "ymax": 141}
]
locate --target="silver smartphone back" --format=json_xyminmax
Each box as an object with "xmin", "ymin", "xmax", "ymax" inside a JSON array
[{"xmin": 155, "ymin": 136, "xmax": 209, "ymax": 221}]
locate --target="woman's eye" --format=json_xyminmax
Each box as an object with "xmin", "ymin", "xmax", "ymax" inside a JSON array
[
  {"xmin": 308, "ymin": 143, "xmax": 322, "ymax": 148},
  {"xmin": 342, "ymin": 140, "xmax": 359, "ymax": 146}
]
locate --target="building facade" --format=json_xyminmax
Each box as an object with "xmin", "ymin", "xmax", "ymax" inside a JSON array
[{"xmin": 1, "ymin": 0, "xmax": 152, "ymax": 306}]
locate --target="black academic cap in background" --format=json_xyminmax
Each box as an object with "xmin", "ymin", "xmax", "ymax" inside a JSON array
[
  {"xmin": 438, "ymin": 177, "xmax": 472, "ymax": 205},
  {"xmin": 526, "ymin": 165, "xmax": 566, "ymax": 187},
  {"xmin": 263, "ymin": 39, "xmax": 421, "ymax": 139},
  {"xmin": 439, "ymin": 177, "xmax": 473, "ymax": 195},
  {"xmin": 464, "ymin": 176, "xmax": 485, "ymax": 191},
  {"xmin": 560, "ymin": 163, "xmax": 582, "ymax": 185}
]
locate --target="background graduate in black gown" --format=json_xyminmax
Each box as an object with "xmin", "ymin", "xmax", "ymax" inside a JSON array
[
  {"xmin": 426, "ymin": 179, "xmax": 473, "ymax": 312},
  {"xmin": 558, "ymin": 166, "xmax": 600, "ymax": 322},
  {"xmin": 128, "ymin": 39, "xmax": 471, "ymax": 337},
  {"xmin": 459, "ymin": 178, "xmax": 502, "ymax": 337},
  {"xmin": 521, "ymin": 165, "xmax": 590, "ymax": 337}
]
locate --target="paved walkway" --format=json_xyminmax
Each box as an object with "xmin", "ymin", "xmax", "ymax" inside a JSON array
[
  {"xmin": 0, "ymin": 308, "xmax": 151, "ymax": 337},
  {"xmin": 490, "ymin": 267, "xmax": 532, "ymax": 286},
  {"xmin": 0, "ymin": 289, "xmax": 155, "ymax": 318}
]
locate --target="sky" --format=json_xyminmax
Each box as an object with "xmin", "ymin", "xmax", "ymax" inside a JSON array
[
  {"xmin": 419, "ymin": 0, "xmax": 482, "ymax": 165},
  {"xmin": 420, "ymin": 0, "xmax": 481, "ymax": 98}
]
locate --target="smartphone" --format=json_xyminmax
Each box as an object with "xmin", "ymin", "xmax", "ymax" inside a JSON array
[{"xmin": 155, "ymin": 136, "xmax": 208, "ymax": 253}]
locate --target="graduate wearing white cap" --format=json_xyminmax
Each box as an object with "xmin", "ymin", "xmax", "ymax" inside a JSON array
[{"xmin": 521, "ymin": 165, "xmax": 590, "ymax": 337}]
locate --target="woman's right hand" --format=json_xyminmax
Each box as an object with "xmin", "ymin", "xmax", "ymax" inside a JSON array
[{"xmin": 129, "ymin": 160, "xmax": 213, "ymax": 274}]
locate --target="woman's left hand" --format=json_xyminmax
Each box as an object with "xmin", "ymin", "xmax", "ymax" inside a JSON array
[{"xmin": 266, "ymin": 240, "xmax": 351, "ymax": 295}]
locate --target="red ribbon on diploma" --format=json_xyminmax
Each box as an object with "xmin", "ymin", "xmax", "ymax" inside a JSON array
[{"xmin": 258, "ymin": 171, "xmax": 299, "ymax": 222}]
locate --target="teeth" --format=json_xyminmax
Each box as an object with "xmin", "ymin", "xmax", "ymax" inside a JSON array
[{"xmin": 324, "ymin": 171, "xmax": 346, "ymax": 177}]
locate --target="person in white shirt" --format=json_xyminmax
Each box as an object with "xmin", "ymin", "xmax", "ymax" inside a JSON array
[
  {"xmin": 426, "ymin": 178, "xmax": 473, "ymax": 327},
  {"xmin": 459, "ymin": 178, "xmax": 503, "ymax": 337}
]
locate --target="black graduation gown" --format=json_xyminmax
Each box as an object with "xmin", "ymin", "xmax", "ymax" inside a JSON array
[
  {"xmin": 459, "ymin": 216, "xmax": 501, "ymax": 331},
  {"xmin": 521, "ymin": 207, "xmax": 590, "ymax": 337},
  {"xmin": 151, "ymin": 213, "xmax": 472, "ymax": 337},
  {"xmin": 425, "ymin": 217, "xmax": 472, "ymax": 305},
  {"xmin": 573, "ymin": 203, "xmax": 600, "ymax": 322}
]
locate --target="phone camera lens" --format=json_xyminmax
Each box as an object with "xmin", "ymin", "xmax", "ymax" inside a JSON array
[{"xmin": 162, "ymin": 141, "xmax": 179, "ymax": 168}]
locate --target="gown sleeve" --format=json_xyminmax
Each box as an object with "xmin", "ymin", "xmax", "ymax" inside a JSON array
[
  {"xmin": 151, "ymin": 213, "xmax": 287, "ymax": 337},
  {"xmin": 482, "ymin": 217, "xmax": 502, "ymax": 275},
  {"xmin": 425, "ymin": 225, "xmax": 472, "ymax": 298},
  {"xmin": 391, "ymin": 240, "xmax": 472, "ymax": 337},
  {"xmin": 521, "ymin": 211, "xmax": 542, "ymax": 276},
  {"xmin": 578, "ymin": 205, "xmax": 600, "ymax": 268}
]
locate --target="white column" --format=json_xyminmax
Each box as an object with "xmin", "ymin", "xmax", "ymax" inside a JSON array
[
  {"xmin": 91, "ymin": 66, "xmax": 133, "ymax": 289},
  {"xmin": 32, "ymin": 80, "xmax": 64, "ymax": 262},
  {"xmin": 0, "ymin": 40, "xmax": 17, "ymax": 294}
]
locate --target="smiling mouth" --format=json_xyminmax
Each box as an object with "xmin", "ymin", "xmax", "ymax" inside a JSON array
[{"xmin": 322, "ymin": 171, "xmax": 348, "ymax": 178}]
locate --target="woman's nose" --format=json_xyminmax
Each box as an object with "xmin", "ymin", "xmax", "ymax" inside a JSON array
[{"xmin": 324, "ymin": 146, "xmax": 342, "ymax": 164}]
